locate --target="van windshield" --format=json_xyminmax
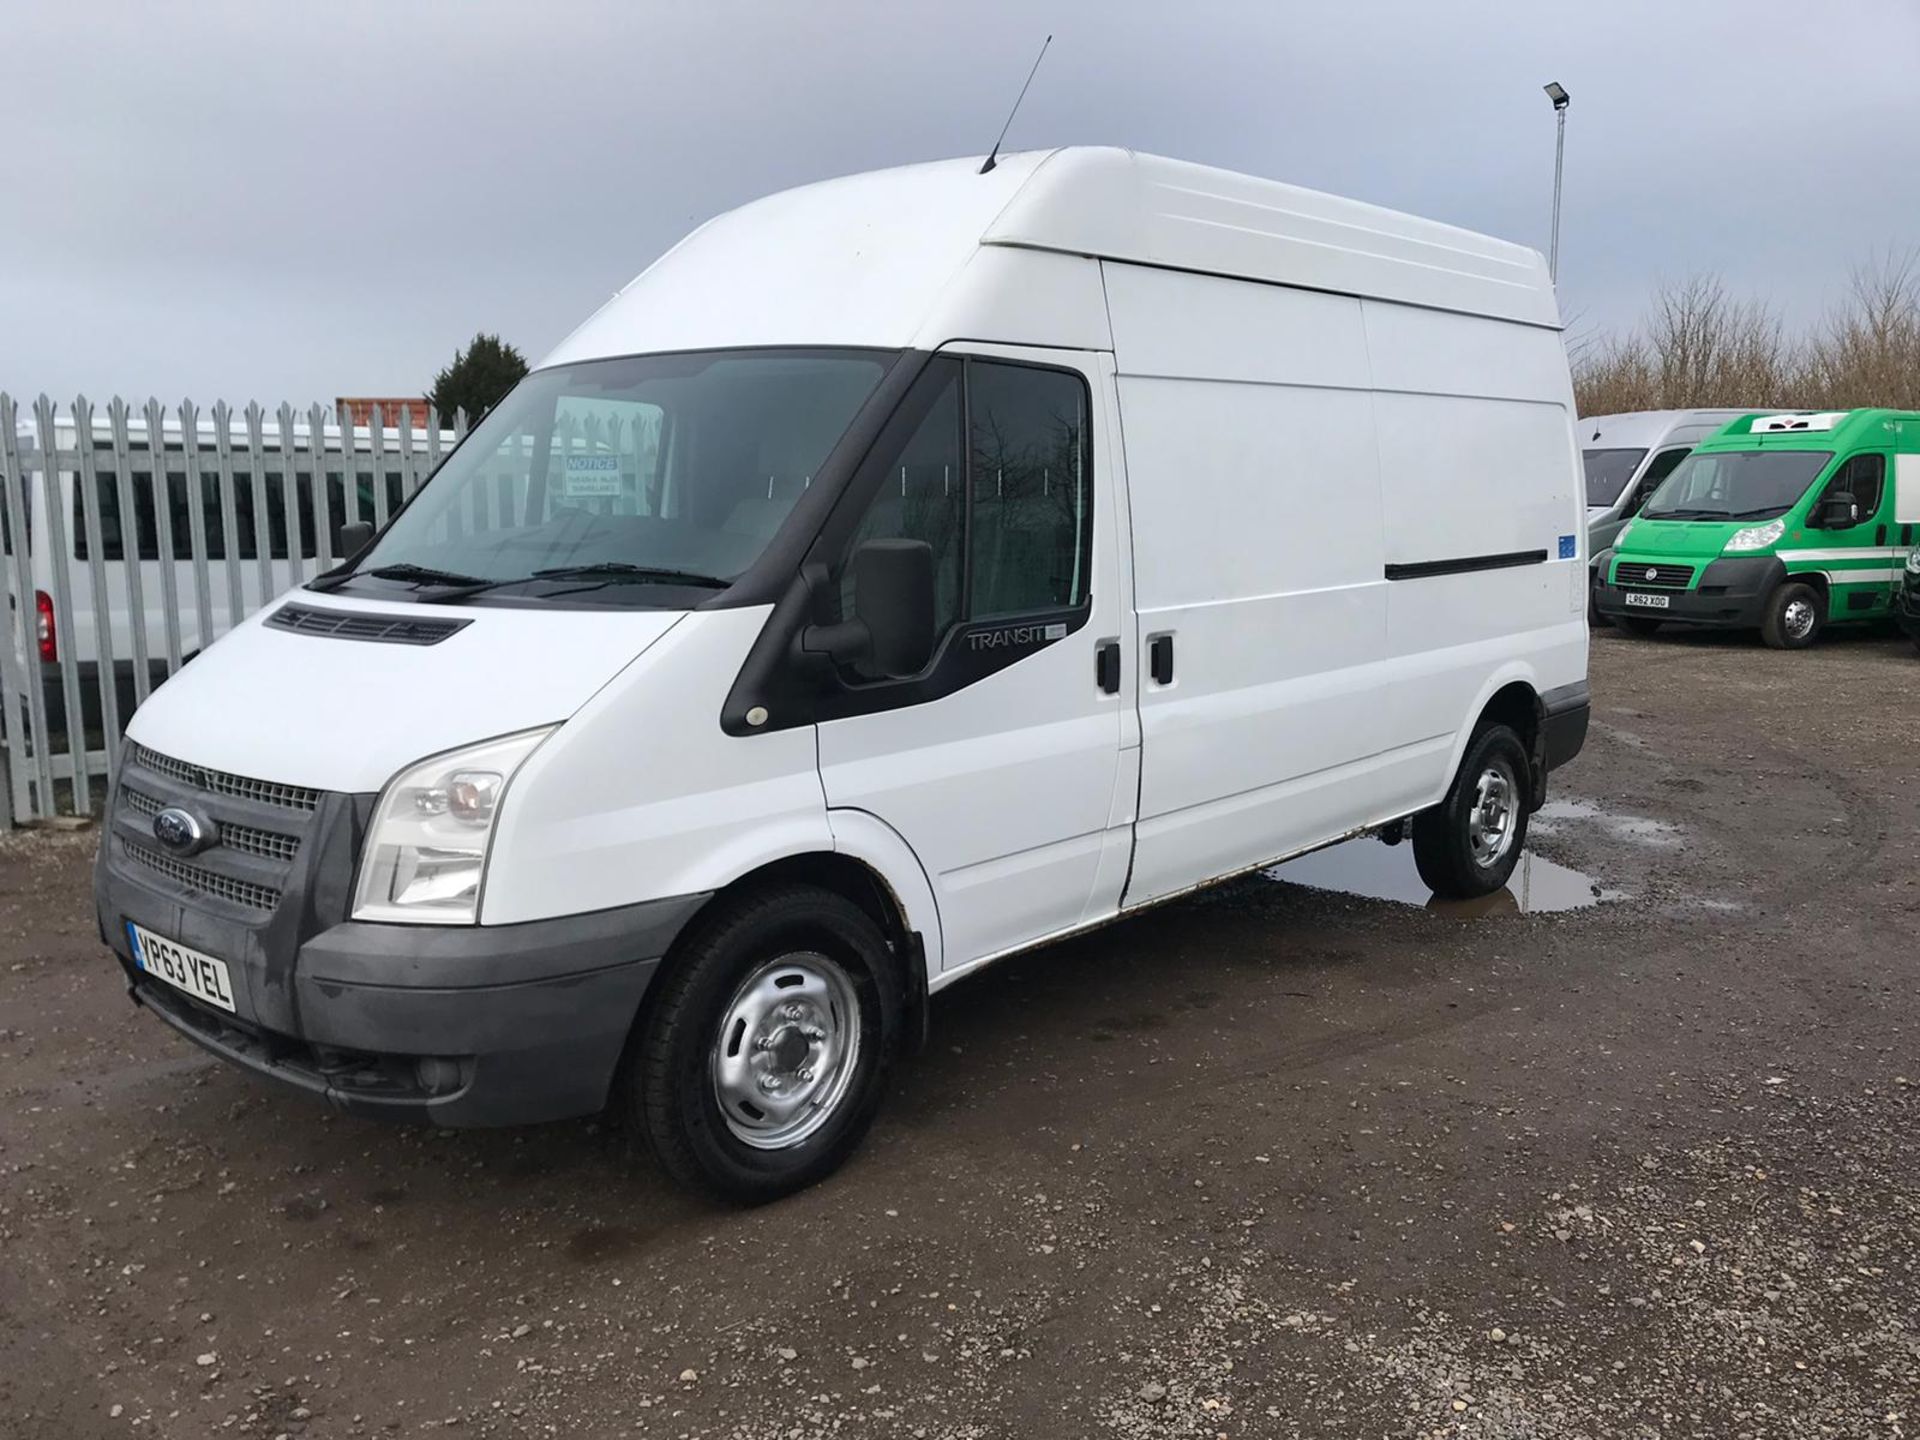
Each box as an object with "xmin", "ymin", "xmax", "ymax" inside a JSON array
[
  {"xmin": 1640, "ymin": 449, "xmax": 1832, "ymax": 522},
  {"xmin": 337, "ymin": 349, "xmax": 892, "ymax": 603},
  {"xmin": 1582, "ymin": 447, "xmax": 1646, "ymax": 506}
]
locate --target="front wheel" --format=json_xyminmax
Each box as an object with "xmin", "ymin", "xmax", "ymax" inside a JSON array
[
  {"xmin": 625, "ymin": 885, "xmax": 902, "ymax": 1202},
  {"xmin": 1760, "ymin": 581, "xmax": 1824, "ymax": 649},
  {"xmin": 1412, "ymin": 724, "xmax": 1531, "ymax": 899}
]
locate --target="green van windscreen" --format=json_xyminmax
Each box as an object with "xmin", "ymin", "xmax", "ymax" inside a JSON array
[{"xmin": 1641, "ymin": 450, "xmax": 1832, "ymax": 521}]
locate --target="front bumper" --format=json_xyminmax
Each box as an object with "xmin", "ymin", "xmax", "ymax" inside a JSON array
[
  {"xmin": 1594, "ymin": 554, "xmax": 1784, "ymax": 630},
  {"xmin": 97, "ymin": 807, "xmax": 708, "ymax": 1127}
]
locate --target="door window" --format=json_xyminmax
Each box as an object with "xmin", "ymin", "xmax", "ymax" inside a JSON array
[
  {"xmin": 1818, "ymin": 453, "xmax": 1885, "ymax": 525},
  {"xmin": 835, "ymin": 357, "xmax": 1092, "ymax": 665}
]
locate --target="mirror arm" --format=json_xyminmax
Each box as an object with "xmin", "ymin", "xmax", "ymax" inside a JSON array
[{"xmin": 798, "ymin": 618, "xmax": 872, "ymax": 667}]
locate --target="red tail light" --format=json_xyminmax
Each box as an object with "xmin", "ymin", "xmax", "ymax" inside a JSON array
[{"xmin": 34, "ymin": 590, "xmax": 54, "ymax": 663}]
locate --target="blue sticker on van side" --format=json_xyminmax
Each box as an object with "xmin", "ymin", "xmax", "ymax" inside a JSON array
[{"xmin": 1558, "ymin": 534, "xmax": 1577, "ymax": 559}]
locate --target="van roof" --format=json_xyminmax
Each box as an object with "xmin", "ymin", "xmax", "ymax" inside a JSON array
[
  {"xmin": 1578, "ymin": 409, "xmax": 1754, "ymax": 449},
  {"xmin": 1701, "ymin": 408, "xmax": 1920, "ymax": 449},
  {"xmin": 543, "ymin": 147, "xmax": 1559, "ymax": 367}
]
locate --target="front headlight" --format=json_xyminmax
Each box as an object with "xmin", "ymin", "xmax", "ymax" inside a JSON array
[
  {"xmin": 1724, "ymin": 517, "xmax": 1786, "ymax": 553},
  {"xmin": 352, "ymin": 726, "xmax": 556, "ymax": 924},
  {"xmin": 1905, "ymin": 547, "xmax": 1920, "ymax": 575}
]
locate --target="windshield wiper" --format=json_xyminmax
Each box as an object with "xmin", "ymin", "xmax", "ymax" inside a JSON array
[
  {"xmin": 307, "ymin": 560, "xmax": 498, "ymax": 595},
  {"xmin": 365, "ymin": 562, "xmax": 494, "ymax": 587},
  {"xmin": 1644, "ymin": 508, "xmax": 1724, "ymax": 520},
  {"xmin": 529, "ymin": 562, "xmax": 730, "ymax": 588}
]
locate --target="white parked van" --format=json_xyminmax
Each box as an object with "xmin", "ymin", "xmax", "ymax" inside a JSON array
[
  {"xmin": 95, "ymin": 149, "xmax": 1589, "ymax": 1199},
  {"xmin": 1582, "ymin": 409, "xmax": 1751, "ymax": 564}
]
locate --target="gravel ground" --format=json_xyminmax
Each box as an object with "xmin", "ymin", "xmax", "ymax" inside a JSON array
[{"xmin": 3, "ymin": 627, "xmax": 1917, "ymax": 1439}]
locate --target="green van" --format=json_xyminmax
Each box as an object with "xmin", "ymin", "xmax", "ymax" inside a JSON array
[{"xmin": 1593, "ymin": 409, "xmax": 1920, "ymax": 648}]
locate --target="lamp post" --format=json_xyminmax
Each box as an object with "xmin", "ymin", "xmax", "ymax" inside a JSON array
[{"xmin": 1544, "ymin": 82, "xmax": 1570, "ymax": 282}]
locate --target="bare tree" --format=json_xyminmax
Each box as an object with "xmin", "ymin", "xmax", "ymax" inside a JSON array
[{"xmin": 1571, "ymin": 259, "xmax": 1920, "ymax": 417}]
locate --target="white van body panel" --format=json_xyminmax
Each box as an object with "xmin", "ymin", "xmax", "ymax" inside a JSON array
[
  {"xmin": 981, "ymin": 148, "xmax": 1557, "ymax": 327},
  {"xmin": 481, "ymin": 606, "xmax": 829, "ymax": 925},
  {"xmin": 824, "ymin": 807, "xmax": 947, "ymax": 978},
  {"xmin": 123, "ymin": 594, "xmax": 680, "ymax": 794}
]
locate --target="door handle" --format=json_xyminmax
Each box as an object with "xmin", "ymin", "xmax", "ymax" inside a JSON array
[
  {"xmin": 1095, "ymin": 639, "xmax": 1121, "ymax": 694},
  {"xmin": 1148, "ymin": 633, "xmax": 1174, "ymax": 686}
]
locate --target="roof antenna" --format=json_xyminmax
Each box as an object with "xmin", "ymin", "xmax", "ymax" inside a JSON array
[{"xmin": 979, "ymin": 34, "xmax": 1052, "ymax": 175}]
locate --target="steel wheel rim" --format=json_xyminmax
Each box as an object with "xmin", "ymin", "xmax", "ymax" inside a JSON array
[
  {"xmin": 710, "ymin": 951, "xmax": 862, "ymax": 1150},
  {"xmin": 1467, "ymin": 763, "xmax": 1519, "ymax": 868},
  {"xmin": 1784, "ymin": 597, "xmax": 1815, "ymax": 641}
]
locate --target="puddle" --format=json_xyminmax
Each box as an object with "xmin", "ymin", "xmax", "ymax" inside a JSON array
[
  {"xmin": 1532, "ymin": 798, "xmax": 1681, "ymax": 848},
  {"xmin": 1265, "ymin": 838, "xmax": 1618, "ymax": 915}
]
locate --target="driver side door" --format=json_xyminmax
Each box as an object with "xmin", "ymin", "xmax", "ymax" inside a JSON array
[
  {"xmin": 813, "ymin": 346, "xmax": 1137, "ymax": 973},
  {"xmin": 1810, "ymin": 452, "xmax": 1893, "ymax": 614}
]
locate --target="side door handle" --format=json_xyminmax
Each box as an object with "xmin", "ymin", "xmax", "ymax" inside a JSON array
[
  {"xmin": 1148, "ymin": 632, "xmax": 1174, "ymax": 686},
  {"xmin": 1095, "ymin": 639, "xmax": 1121, "ymax": 694}
]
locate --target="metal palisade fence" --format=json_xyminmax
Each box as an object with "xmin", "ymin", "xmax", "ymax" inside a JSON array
[{"xmin": 0, "ymin": 395, "xmax": 472, "ymax": 823}]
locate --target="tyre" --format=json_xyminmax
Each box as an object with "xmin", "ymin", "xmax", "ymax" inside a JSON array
[
  {"xmin": 1760, "ymin": 581, "xmax": 1824, "ymax": 650},
  {"xmin": 1412, "ymin": 724, "xmax": 1531, "ymax": 900},
  {"xmin": 625, "ymin": 885, "xmax": 902, "ymax": 1202},
  {"xmin": 1614, "ymin": 615, "xmax": 1662, "ymax": 637}
]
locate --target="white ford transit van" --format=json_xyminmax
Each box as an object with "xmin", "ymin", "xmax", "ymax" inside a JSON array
[{"xmin": 95, "ymin": 149, "xmax": 1589, "ymax": 1199}]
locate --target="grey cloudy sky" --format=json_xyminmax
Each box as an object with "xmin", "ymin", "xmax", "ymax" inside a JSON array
[{"xmin": 5, "ymin": 0, "xmax": 1917, "ymax": 403}]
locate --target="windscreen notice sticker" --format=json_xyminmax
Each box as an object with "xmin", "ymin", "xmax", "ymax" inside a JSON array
[{"xmin": 562, "ymin": 455, "xmax": 622, "ymax": 498}]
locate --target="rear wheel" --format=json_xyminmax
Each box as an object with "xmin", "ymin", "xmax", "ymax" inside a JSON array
[
  {"xmin": 1614, "ymin": 615, "xmax": 1663, "ymax": 637},
  {"xmin": 625, "ymin": 885, "xmax": 902, "ymax": 1202},
  {"xmin": 1412, "ymin": 724, "xmax": 1531, "ymax": 899},
  {"xmin": 1760, "ymin": 581, "xmax": 1824, "ymax": 649}
]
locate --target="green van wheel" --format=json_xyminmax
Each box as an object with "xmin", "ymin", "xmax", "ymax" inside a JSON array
[{"xmin": 1760, "ymin": 582, "xmax": 1824, "ymax": 650}]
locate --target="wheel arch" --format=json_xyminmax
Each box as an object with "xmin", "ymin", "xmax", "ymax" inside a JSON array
[
  {"xmin": 641, "ymin": 823, "xmax": 940, "ymax": 1064},
  {"xmin": 1442, "ymin": 666, "xmax": 1547, "ymax": 811}
]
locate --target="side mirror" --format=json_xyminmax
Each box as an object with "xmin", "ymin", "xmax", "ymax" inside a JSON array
[
  {"xmin": 802, "ymin": 539, "xmax": 937, "ymax": 679},
  {"xmin": 336, "ymin": 521, "xmax": 374, "ymax": 561},
  {"xmin": 1816, "ymin": 492, "xmax": 1857, "ymax": 529}
]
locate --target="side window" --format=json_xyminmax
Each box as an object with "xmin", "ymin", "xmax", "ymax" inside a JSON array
[
  {"xmin": 1633, "ymin": 448, "xmax": 1689, "ymax": 512},
  {"xmin": 835, "ymin": 357, "xmax": 1092, "ymax": 668},
  {"xmin": 1839, "ymin": 453, "xmax": 1886, "ymax": 517},
  {"xmin": 840, "ymin": 367, "xmax": 965, "ymax": 636},
  {"xmin": 967, "ymin": 361, "xmax": 1090, "ymax": 617}
]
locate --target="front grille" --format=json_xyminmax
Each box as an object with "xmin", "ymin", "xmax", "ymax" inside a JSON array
[
  {"xmin": 123, "ymin": 840, "xmax": 283, "ymax": 912},
  {"xmin": 122, "ymin": 784, "xmax": 301, "ymax": 862},
  {"xmin": 127, "ymin": 743, "xmax": 320, "ymax": 812},
  {"xmin": 266, "ymin": 602, "xmax": 471, "ymax": 646},
  {"xmin": 1616, "ymin": 562, "xmax": 1693, "ymax": 589},
  {"xmin": 221, "ymin": 822, "xmax": 301, "ymax": 863}
]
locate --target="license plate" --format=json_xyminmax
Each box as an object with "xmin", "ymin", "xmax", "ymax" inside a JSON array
[
  {"xmin": 127, "ymin": 921, "xmax": 235, "ymax": 1013},
  {"xmin": 1624, "ymin": 592, "xmax": 1670, "ymax": 609}
]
